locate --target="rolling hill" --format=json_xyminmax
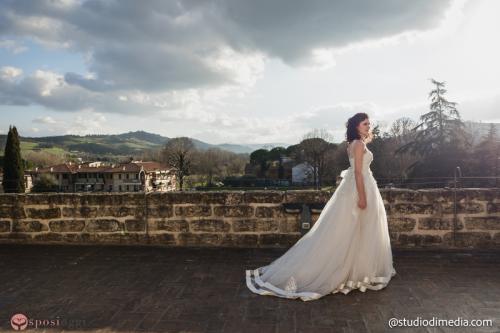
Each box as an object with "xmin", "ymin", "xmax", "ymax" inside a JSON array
[{"xmin": 0, "ymin": 130, "xmax": 290, "ymax": 160}]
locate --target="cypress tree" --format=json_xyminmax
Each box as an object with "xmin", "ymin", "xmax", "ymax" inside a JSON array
[{"xmin": 2, "ymin": 126, "xmax": 25, "ymax": 193}]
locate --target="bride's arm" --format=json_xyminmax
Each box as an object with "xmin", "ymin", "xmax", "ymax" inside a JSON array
[{"xmin": 353, "ymin": 140, "xmax": 367, "ymax": 209}]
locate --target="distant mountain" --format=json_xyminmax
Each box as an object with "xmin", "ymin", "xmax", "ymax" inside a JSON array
[
  {"xmin": 113, "ymin": 130, "xmax": 168, "ymax": 145},
  {"xmin": 0, "ymin": 130, "xmax": 291, "ymax": 158}
]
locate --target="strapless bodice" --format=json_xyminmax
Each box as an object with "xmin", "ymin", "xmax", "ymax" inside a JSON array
[
  {"xmin": 348, "ymin": 149, "xmax": 373, "ymax": 168},
  {"xmin": 340, "ymin": 149, "xmax": 374, "ymax": 178}
]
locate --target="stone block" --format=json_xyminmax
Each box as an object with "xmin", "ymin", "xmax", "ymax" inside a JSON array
[
  {"xmin": 26, "ymin": 208, "xmax": 61, "ymax": 219},
  {"xmin": 62, "ymin": 206, "xmax": 99, "ymax": 218},
  {"xmin": 153, "ymin": 219, "xmax": 189, "ymax": 232},
  {"xmin": 125, "ymin": 219, "xmax": 146, "ymax": 232},
  {"xmin": 174, "ymin": 205, "xmax": 212, "ymax": 217},
  {"xmin": 86, "ymin": 219, "xmax": 123, "ymax": 232},
  {"xmin": 233, "ymin": 218, "xmax": 279, "ymax": 232},
  {"xmin": 0, "ymin": 220, "xmax": 10, "ymax": 232},
  {"xmin": 393, "ymin": 203, "xmax": 437, "ymax": 214},
  {"xmin": 418, "ymin": 217, "xmax": 463, "ymax": 230},
  {"xmin": 13, "ymin": 220, "xmax": 48, "ymax": 232},
  {"xmin": 388, "ymin": 217, "xmax": 416, "ymax": 232},
  {"xmin": 189, "ymin": 219, "xmax": 230, "ymax": 232},
  {"xmin": 213, "ymin": 205, "xmax": 254, "ymax": 217},
  {"xmin": 464, "ymin": 216, "xmax": 500, "ymax": 230},
  {"xmin": 0, "ymin": 206, "xmax": 26, "ymax": 219},
  {"xmin": 49, "ymin": 220, "xmax": 85, "ymax": 232},
  {"xmin": 441, "ymin": 201, "xmax": 484, "ymax": 214},
  {"xmin": 255, "ymin": 206, "xmax": 284, "ymax": 218},
  {"xmin": 243, "ymin": 191, "xmax": 284, "ymax": 203},
  {"xmin": 284, "ymin": 190, "xmax": 331, "ymax": 204},
  {"xmin": 148, "ymin": 205, "xmax": 173, "ymax": 218}
]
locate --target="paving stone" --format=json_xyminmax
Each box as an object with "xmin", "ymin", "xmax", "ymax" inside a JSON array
[{"xmin": 0, "ymin": 244, "xmax": 498, "ymax": 332}]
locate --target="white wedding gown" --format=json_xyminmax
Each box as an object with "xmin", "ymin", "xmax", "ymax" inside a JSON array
[{"xmin": 245, "ymin": 145, "xmax": 396, "ymax": 301}]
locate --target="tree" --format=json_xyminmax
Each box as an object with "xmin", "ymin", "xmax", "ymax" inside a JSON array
[
  {"xmin": 471, "ymin": 123, "xmax": 500, "ymax": 182},
  {"xmin": 389, "ymin": 117, "xmax": 416, "ymax": 144},
  {"xmin": 299, "ymin": 129, "xmax": 336, "ymax": 189},
  {"xmin": 249, "ymin": 149, "xmax": 270, "ymax": 177},
  {"xmin": 31, "ymin": 174, "xmax": 59, "ymax": 193},
  {"xmin": 268, "ymin": 147, "xmax": 287, "ymax": 179},
  {"xmin": 194, "ymin": 148, "xmax": 224, "ymax": 186},
  {"xmin": 161, "ymin": 137, "xmax": 195, "ymax": 191},
  {"xmin": 23, "ymin": 150, "xmax": 65, "ymax": 168},
  {"xmin": 395, "ymin": 79, "xmax": 467, "ymax": 176},
  {"xmin": 2, "ymin": 126, "xmax": 25, "ymax": 193}
]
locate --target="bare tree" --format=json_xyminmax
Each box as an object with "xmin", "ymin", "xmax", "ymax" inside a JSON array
[
  {"xmin": 389, "ymin": 117, "xmax": 416, "ymax": 144},
  {"xmin": 161, "ymin": 137, "xmax": 196, "ymax": 191},
  {"xmin": 195, "ymin": 148, "xmax": 224, "ymax": 186},
  {"xmin": 191, "ymin": 148, "xmax": 248, "ymax": 186},
  {"xmin": 23, "ymin": 151, "xmax": 66, "ymax": 167}
]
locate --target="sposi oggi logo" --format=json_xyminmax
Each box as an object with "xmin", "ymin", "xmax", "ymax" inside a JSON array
[
  {"xmin": 10, "ymin": 313, "xmax": 28, "ymax": 330},
  {"xmin": 10, "ymin": 313, "xmax": 61, "ymax": 330}
]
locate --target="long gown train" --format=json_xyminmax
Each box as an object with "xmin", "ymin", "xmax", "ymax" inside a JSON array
[{"xmin": 245, "ymin": 147, "xmax": 396, "ymax": 301}]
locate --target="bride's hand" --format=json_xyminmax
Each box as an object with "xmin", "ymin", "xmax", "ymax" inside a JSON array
[{"xmin": 357, "ymin": 197, "xmax": 367, "ymax": 209}]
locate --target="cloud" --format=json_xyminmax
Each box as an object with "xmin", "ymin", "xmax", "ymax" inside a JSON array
[
  {"xmin": 0, "ymin": 0, "xmax": 463, "ymax": 139},
  {"xmin": 0, "ymin": 39, "xmax": 27, "ymax": 54},
  {"xmin": 0, "ymin": 0, "xmax": 454, "ymax": 94},
  {"xmin": 458, "ymin": 93, "xmax": 500, "ymax": 123},
  {"xmin": 32, "ymin": 115, "xmax": 57, "ymax": 124},
  {"xmin": 0, "ymin": 66, "xmax": 23, "ymax": 80},
  {"xmin": 29, "ymin": 109, "xmax": 113, "ymax": 135},
  {"xmin": 0, "ymin": 68, "xmax": 202, "ymax": 114},
  {"xmin": 189, "ymin": 101, "xmax": 386, "ymax": 144}
]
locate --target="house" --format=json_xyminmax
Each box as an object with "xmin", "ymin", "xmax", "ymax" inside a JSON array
[
  {"xmin": 292, "ymin": 162, "xmax": 317, "ymax": 185},
  {"xmin": 27, "ymin": 161, "xmax": 176, "ymax": 192}
]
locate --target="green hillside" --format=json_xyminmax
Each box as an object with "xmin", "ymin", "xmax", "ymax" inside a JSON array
[{"xmin": 0, "ymin": 130, "xmax": 263, "ymax": 161}]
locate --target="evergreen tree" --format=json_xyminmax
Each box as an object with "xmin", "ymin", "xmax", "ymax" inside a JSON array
[
  {"xmin": 395, "ymin": 79, "xmax": 467, "ymax": 176},
  {"xmin": 2, "ymin": 126, "xmax": 25, "ymax": 193}
]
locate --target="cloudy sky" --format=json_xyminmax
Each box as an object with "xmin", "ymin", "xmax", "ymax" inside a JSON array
[{"xmin": 0, "ymin": 0, "xmax": 499, "ymax": 145}]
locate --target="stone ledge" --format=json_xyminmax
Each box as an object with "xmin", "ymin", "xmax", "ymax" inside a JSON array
[{"xmin": 0, "ymin": 189, "xmax": 498, "ymax": 249}]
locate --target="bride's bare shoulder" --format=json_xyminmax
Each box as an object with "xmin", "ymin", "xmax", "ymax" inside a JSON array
[
  {"xmin": 350, "ymin": 139, "xmax": 365, "ymax": 147},
  {"xmin": 349, "ymin": 139, "xmax": 366, "ymax": 154}
]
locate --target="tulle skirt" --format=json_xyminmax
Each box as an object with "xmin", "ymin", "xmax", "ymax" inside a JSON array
[{"xmin": 245, "ymin": 167, "xmax": 397, "ymax": 301}]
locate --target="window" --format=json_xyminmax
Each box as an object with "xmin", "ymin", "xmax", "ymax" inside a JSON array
[
  {"xmin": 119, "ymin": 174, "xmax": 122, "ymax": 179},
  {"xmin": 119, "ymin": 185, "xmax": 122, "ymax": 191},
  {"xmin": 126, "ymin": 185, "xmax": 129, "ymax": 191},
  {"xmin": 135, "ymin": 174, "xmax": 138, "ymax": 179}
]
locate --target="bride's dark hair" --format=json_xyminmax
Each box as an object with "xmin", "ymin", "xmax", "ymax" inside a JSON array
[{"xmin": 345, "ymin": 113, "xmax": 374, "ymax": 144}]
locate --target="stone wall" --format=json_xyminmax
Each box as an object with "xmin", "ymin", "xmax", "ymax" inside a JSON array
[{"xmin": 0, "ymin": 189, "xmax": 498, "ymax": 249}]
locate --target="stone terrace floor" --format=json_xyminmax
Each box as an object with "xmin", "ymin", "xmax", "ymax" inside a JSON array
[{"xmin": 0, "ymin": 244, "xmax": 499, "ymax": 333}]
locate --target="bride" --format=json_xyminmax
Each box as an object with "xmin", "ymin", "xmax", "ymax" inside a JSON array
[{"xmin": 245, "ymin": 113, "xmax": 396, "ymax": 301}]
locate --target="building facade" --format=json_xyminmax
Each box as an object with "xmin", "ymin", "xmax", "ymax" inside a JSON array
[{"xmin": 27, "ymin": 161, "xmax": 176, "ymax": 192}]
